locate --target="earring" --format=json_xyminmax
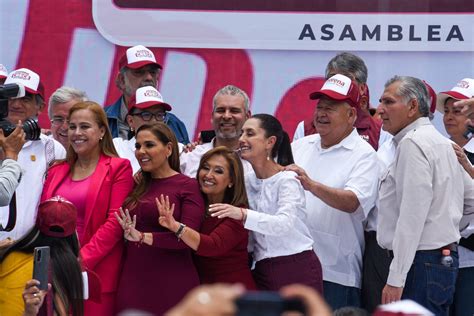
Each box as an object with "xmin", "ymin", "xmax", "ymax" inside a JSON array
[
  {"xmin": 100, "ymin": 136, "xmax": 103, "ymax": 141},
  {"xmin": 228, "ymin": 184, "xmax": 233, "ymax": 188}
]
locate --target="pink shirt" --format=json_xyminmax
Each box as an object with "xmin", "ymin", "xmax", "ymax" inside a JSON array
[{"xmin": 55, "ymin": 175, "xmax": 92, "ymax": 240}]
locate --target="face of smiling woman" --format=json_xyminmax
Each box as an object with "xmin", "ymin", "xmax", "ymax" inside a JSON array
[
  {"xmin": 68, "ymin": 109, "xmax": 105, "ymax": 159},
  {"xmin": 134, "ymin": 129, "xmax": 172, "ymax": 177},
  {"xmin": 198, "ymin": 154, "xmax": 232, "ymax": 204}
]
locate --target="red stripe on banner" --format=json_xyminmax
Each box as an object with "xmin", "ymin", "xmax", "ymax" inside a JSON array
[{"xmin": 17, "ymin": 0, "xmax": 94, "ymax": 127}]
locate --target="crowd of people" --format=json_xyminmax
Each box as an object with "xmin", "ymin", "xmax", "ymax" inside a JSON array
[{"xmin": 0, "ymin": 45, "xmax": 473, "ymax": 316}]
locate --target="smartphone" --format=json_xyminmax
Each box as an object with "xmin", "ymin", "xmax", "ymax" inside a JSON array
[
  {"xmin": 200, "ymin": 130, "xmax": 216, "ymax": 143},
  {"xmin": 33, "ymin": 246, "xmax": 50, "ymax": 291},
  {"xmin": 235, "ymin": 291, "xmax": 306, "ymax": 316}
]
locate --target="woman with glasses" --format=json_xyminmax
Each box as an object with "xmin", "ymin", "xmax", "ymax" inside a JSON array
[{"xmin": 113, "ymin": 86, "xmax": 181, "ymax": 173}]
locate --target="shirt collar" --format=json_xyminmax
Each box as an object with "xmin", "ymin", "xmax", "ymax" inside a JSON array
[
  {"xmin": 312, "ymin": 128, "xmax": 359, "ymax": 151},
  {"xmin": 393, "ymin": 117, "xmax": 431, "ymax": 146},
  {"xmin": 464, "ymin": 137, "xmax": 474, "ymax": 153}
]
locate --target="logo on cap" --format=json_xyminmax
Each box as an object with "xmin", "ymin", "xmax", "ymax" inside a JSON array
[
  {"xmin": 135, "ymin": 49, "xmax": 153, "ymax": 59},
  {"xmin": 457, "ymin": 80, "xmax": 470, "ymax": 89},
  {"xmin": 326, "ymin": 77, "xmax": 346, "ymax": 88},
  {"xmin": 144, "ymin": 89, "xmax": 160, "ymax": 98},
  {"xmin": 12, "ymin": 71, "xmax": 31, "ymax": 81}
]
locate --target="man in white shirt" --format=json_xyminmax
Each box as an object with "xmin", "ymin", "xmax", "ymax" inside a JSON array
[
  {"xmin": 377, "ymin": 76, "xmax": 474, "ymax": 314},
  {"xmin": 0, "ymin": 68, "xmax": 66, "ymax": 242},
  {"xmin": 180, "ymin": 85, "xmax": 252, "ymax": 178},
  {"xmin": 289, "ymin": 74, "xmax": 379, "ymax": 309}
]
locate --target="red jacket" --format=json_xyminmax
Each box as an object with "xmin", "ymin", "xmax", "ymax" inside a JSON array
[{"xmin": 41, "ymin": 155, "xmax": 133, "ymax": 293}]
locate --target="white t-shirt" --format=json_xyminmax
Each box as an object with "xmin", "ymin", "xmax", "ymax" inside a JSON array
[
  {"xmin": 292, "ymin": 129, "xmax": 379, "ymax": 288},
  {"xmin": 0, "ymin": 135, "xmax": 66, "ymax": 241}
]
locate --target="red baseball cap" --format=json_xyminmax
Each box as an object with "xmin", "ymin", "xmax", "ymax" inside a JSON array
[
  {"xmin": 310, "ymin": 74, "xmax": 360, "ymax": 108},
  {"xmin": 128, "ymin": 86, "xmax": 172, "ymax": 113},
  {"xmin": 4, "ymin": 68, "xmax": 45, "ymax": 99},
  {"xmin": 422, "ymin": 80, "xmax": 437, "ymax": 114},
  {"xmin": 36, "ymin": 196, "xmax": 77, "ymax": 238},
  {"xmin": 118, "ymin": 45, "xmax": 162, "ymax": 70}
]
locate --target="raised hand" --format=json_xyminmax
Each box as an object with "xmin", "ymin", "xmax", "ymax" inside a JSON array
[
  {"xmin": 156, "ymin": 194, "xmax": 179, "ymax": 232},
  {"xmin": 114, "ymin": 207, "xmax": 141, "ymax": 242}
]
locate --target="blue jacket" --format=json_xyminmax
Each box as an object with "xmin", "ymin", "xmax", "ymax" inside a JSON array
[{"xmin": 105, "ymin": 97, "xmax": 190, "ymax": 144}]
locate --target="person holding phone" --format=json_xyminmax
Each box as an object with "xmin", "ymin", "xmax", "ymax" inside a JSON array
[
  {"xmin": 0, "ymin": 196, "xmax": 83, "ymax": 316},
  {"xmin": 156, "ymin": 146, "xmax": 256, "ymax": 289},
  {"xmin": 114, "ymin": 123, "xmax": 205, "ymax": 315},
  {"xmin": 208, "ymin": 114, "xmax": 323, "ymax": 293},
  {"xmin": 40, "ymin": 102, "xmax": 134, "ymax": 315}
]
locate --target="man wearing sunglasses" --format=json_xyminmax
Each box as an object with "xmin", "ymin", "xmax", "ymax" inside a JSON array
[
  {"xmin": 105, "ymin": 45, "xmax": 189, "ymax": 144},
  {"xmin": 113, "ymin": 86, "xmax": 182, "ymax": 173}
]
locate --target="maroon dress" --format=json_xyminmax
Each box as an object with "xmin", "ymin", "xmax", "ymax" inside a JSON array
[
  {"xmin": 194, "ymin": 215, "xmax": 256, "ymax": 290},
  {"xmin": 115, "ymin": 174, "xmax": 205, "ymax": 315}
]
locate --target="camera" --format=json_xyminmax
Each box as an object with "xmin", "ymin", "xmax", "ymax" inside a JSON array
[{"xmin": 0, "ymin": 83, "xmax": 41, "ymax": 140}]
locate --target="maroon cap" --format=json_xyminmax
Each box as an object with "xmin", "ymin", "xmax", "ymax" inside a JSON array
[
  {"xmin": 422, "ymin": 80, "xmax": 437, "ymax": 114},
  {"xmin": 36, "ymin": 196, "xmax": 77, "ymax": 238},
  {"xmin": 310, "ymin": 74, "xmax": 360, "ymax": 108}
]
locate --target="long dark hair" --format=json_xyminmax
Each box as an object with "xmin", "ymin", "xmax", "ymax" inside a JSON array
[
  {"xmin": 19, "ymin": 229, "xmax": 84, "ymax": 316},
  {"xmin": 123, "ymin": 123, "xmax": 180, "ymax": 209},
  {"xmin": 252, "ymin": 114, "xmax": 294, "ymax": 166},
  {"xmin": 196, "ymin": 146, "xmax": 249, "ymax": 208}
]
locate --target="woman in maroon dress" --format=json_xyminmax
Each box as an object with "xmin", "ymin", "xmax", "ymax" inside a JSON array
[
  {"xmin": 157, "ymin": 146, "xmax": 256, "ymax": 290},
  {"xmin": 114, "ymin": 123, "xmax": 205, "ymax": 315}
]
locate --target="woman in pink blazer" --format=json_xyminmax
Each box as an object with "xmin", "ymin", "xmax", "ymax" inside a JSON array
[{"xmin": 41, "ymin": 101, "xmax": 133, "ymax": 316}]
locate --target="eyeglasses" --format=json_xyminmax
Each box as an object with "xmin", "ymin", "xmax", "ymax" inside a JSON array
[
  {"xmin": 50, "ymin": 117, "xmax": 67, "ymax": 126},
  {"xmin": 131, "ymin": 111, "xmax": 166, "ymax": 122}
]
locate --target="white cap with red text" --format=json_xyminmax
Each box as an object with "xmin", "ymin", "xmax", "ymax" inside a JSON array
[
  {"xmin": 436, "ymin": 78, "xmax": 474, "ymax": 112},
  {"xmin": 4, "ymin": 68, "xmax": 44, "ymax": 98}
]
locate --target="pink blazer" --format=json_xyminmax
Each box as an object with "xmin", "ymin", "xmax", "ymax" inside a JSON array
[{"xmin": 41, "ymin": 154, "xmax": 133, "ymax": 293}]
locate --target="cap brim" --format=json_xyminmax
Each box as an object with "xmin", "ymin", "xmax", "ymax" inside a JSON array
[
  {"xmin": 436, "ymin": 91, "xmax": 468, "ymax": 113},
  {"xmin": 131, "ymin": 100, "xmax": 172, "ymax": 112},
  {"xmin": 310, "ymin": 90, "xmax": 356, "ymax": 107},
  {"xmin": 126, "ymin": 60, "xmax": 162, "ymax": 70}
]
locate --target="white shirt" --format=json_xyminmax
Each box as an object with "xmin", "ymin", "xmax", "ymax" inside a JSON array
[
  {"xmin": 459, "ymin": 138, "xmax": 474, "ymax": 268},
  {"xmin": 244, "ymin": 170, "xmax": 314, "ymax": 262},
  {"xmin": 180, "ymin": 139, "xmax": 253, "ymax": 178},
  {"xmin": 377, "ymin": 118, "xmax": 474, "ymax": 287},
  {"xmin": 114, "ymin": 137, "xmax": 140, "ymax": 173},
  {"xmin": 293, "ymin": 120, "xmax": 305, "ymax": 142},
  {"xmin": 114, "ymin": 136, "xmax": 184, "ymax": 174},
  {"xmin": 0, "ymin": 135, "xmax": 66, "ymax": 241},
  {"xmin": 292, "ymin": 128, "xmax": 379, "ymax": 288},
  {"xmin": 365, "ymin": 135, "xmax": 396, "ymax": 232}
]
